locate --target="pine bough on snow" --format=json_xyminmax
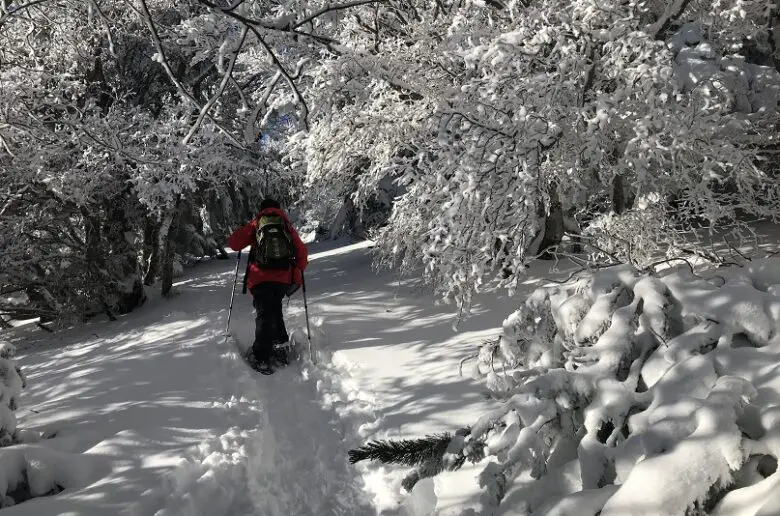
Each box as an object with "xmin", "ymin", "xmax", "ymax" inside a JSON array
[
  {"xmin": 350, "ymin": 258, "xmax": 780, "ymax": 515},
  {"xmin": 349, "ymin": 430, "xmax": 485, "ymax": 492}
]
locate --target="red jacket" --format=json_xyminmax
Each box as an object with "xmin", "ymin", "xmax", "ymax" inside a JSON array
[{"xmin": 227, "ymin": 208, "xmax": 308, "ymax": 290}]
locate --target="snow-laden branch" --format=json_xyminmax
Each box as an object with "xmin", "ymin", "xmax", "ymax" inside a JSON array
[
  {"xmin": 137, "ymin": 0, "xmax": 245, "ymax": 148},
  {"xmin": 0, "ymin": 0, "xmax": 52, "ymax": 28},
  {"xmin": 252, "ymin": 31, "xmax": 310, "ymax": 131},
  {"xmin": 89, "ymin": 0, "xmax": 117, "ymax": 56},
  {"xmin": 182, "ymin": 26, "xmax": 248, "ymax": 145},
  {"xmin": 648, "ymin": 0, "xmax": 694, "ymax": 39},
  {"xmin": 292, "ymin": 0, "xmax": 388, "ymax": 29},
  {"xmin": 243, "ymin": 70, "xmax": 282, "ymax": 145},
  {"xmin": 197, "ymin": 0, "xmax": 339, "ymax": 45}
]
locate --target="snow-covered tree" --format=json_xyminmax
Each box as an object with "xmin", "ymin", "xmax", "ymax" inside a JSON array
[
  {"xmin": 3, "ymin": 0, "xmax": 778, "ymax": 321},
  {"xmin": 0, "ymin": 0, "xmax": 309, "ymax": 317},
  {"xmin": 289, "ymin": 0, "xmax": 780, "ymax": 313}
]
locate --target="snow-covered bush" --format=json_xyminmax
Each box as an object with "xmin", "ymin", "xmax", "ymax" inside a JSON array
[
  {"xmin": 0, "ymin": 342, "xmax": 26, "ymax": 448},
  {"xmin": 351, "ymin": 257, "xmax": 780, "ymax": 514},
  {"xmin": 0, "ymin": 445, "xmax": 99, "ymax": 508}
]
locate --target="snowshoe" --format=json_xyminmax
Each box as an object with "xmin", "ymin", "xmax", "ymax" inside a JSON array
[
  {"xmin": 256, "ymin": 360, "xmax": 274, "ymax": 375},
  {"xmin": 244, "ymin": 349, "xmax": 274, "ymax": 375},
  {"xmin": 271, "ymin": 342, "xmax": 289, "ymax": 367}
]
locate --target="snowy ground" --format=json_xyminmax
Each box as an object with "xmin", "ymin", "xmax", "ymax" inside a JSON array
[{"xmin": 3, "ymin": 224, "xmax": 780, "ymax": 515}]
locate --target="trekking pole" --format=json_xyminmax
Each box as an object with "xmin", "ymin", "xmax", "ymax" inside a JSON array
[
  {"xmin": 224, "ymin": 250, "xmax": 242, "ymax": 344},
  {"xmin": 302, "ymin": 270, "xmax": 313, "ymax": 362}
]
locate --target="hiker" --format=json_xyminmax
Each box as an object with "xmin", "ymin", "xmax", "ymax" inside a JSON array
[{"xmin": 227, "ymin": 199, "xmax": 308, "ymax": 374}]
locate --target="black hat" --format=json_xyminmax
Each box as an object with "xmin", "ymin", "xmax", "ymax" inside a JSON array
[{"xmin": 260, "ymin": 198, "xmax": 281, "ymax": 210}]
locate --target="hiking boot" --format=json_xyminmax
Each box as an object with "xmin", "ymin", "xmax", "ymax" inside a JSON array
[
  {"xmin": 245, "ymin": 350, "xmax": 273, "ymax": 374},
  {"xmin": 244, "ymin": 349, "xmax": 258, "ymax": 368},
  {"xmin": 256, "ymin": 360, "xmax": 274, "ymax": 375}
]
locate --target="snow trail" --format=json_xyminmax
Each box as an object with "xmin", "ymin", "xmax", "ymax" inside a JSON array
[
  {"xmin": 244, "ymin": 365, "xmax": 374, "ymax": 515},
  {"xmin": 225, "ymin": 243, "xmax": 377, "ymax": 515},
  {"xmin": 6, "ymin": 244, "xmax": 376, "ymax": 515}
]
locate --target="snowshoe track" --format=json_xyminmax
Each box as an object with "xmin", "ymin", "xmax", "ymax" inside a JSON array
[
  {"xmin": 229, "ymin": 334, "xmax": 373, "ymax": 515},
  {"xmin": 246, "ymin": 369, "xmax": 374, "ymax": 515}
]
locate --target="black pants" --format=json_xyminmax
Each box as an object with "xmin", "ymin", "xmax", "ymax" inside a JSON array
[{"xmin": 250, "ymin": 282, "xmax": 289, "ymax": 362}]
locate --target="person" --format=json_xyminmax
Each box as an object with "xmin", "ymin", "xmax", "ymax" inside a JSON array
[{"xmin": 227, "ymin": 199, "xmax": 308, "ymax": 374}]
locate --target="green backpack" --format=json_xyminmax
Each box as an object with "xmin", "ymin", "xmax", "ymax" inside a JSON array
[{"xmin": 253, "ymin": 214, "xmax": 295, "ymax": 269}]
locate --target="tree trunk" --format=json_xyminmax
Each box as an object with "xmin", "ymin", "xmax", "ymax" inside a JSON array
[
  {"xmin": 105, "ymin": 196, "xmax": 146, "ymax": 313},
  {"xmin": 611, "ymin": 174, "xmax": 635, "ymax": 214},
  {"xmin": 81, "ymin": 209, "xmax": 113, "ymax": 318},
  {"xmin": 86, "ymin": 46, "xmax": 113, "ymax": 114},
  {"xmin": 143, "ymin": 215, "xmax": 160, "ymax": 285},
  {"xmin": 159, "ymin": 199, "xmax": 183, "ymax": 298},
  {"xmin": 328, "ymin": 195, "xmax": 359, "ymax": 240},
  {"xmin": 538, "ymin": 184, "xmax": 565, "ymax": 260},
  {"xmin": 83, "ymin": 211, "xmax": 103, "ymax": 264},
  {"xmin": 176, "ymin": 199, "xmax": 203, "ymax": 256}
]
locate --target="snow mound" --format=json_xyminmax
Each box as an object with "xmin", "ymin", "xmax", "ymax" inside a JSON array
[
  {"xmin": 127, "ymin": 426, "xmax": 260, "ymax": 516},
  {"xmin": 0, "ymin": 444, "xmax": 104, "ymax": 508}
]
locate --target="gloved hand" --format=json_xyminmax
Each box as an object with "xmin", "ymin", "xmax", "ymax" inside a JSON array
[{"xmin": 286, "ymin": 283, "xmax": 301, "ymax": 297}]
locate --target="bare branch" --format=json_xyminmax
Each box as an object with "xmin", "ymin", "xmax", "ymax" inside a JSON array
[
  {"xmin": 252, "ymin": 30, "xmax": 310, "ymax": 130},
  {"xmin": 0, "ymin": 0, "xmax": 53, "ymax": 28},
  {"xmin": 645, "ymin": 256, "xmax": 696, "ymax": 276},
  {"xmin": 649, "ymin": 0, "xmax": 694, "ymax": 39},
  {"xmin": 137, "ymin": 0, "xmax": 245, "ymax": 148},
  {"xmin": 243, "ymin": 70, "xmax": 281, "ymax": 145},
  {"xmin": 182, "ymin": 26, "xmax": 248, "ymax": 145},
  {"xmin": 723, "ymin": 232, "xmax": 752, "ymax": 263},
  {"xmin": 293, "ymin": 0, "xmax": 388, "ymax": 29},
  {"xmin": 459, "ymin": 352, "xmax": 479, "ymax": 376}
]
